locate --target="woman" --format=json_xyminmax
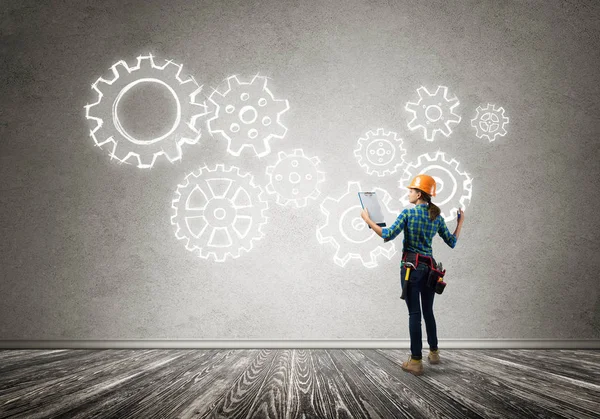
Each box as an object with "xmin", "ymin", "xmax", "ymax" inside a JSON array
[{"xmin": 360, "ymin": 174, "xmax": 465, "ymax": 376}]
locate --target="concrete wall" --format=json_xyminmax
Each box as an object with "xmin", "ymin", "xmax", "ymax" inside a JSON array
[{"xmin": 1, "ymin": 0, "xmax": 598, "ymax": 341}]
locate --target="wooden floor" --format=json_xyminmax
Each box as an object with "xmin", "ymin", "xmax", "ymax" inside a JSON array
[{"xmin": 0, "ymin": 349, "xmax": 598, "ymax": 418}]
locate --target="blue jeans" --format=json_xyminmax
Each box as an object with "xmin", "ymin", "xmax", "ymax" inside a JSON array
[{"xmin": 400, "ymin": 261, "xmax": 438, "ymax": 360}]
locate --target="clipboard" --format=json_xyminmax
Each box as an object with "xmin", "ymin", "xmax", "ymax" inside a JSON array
[{"xmin": 358, "ymin": 192, "xmax": 386, "ymax": 229}]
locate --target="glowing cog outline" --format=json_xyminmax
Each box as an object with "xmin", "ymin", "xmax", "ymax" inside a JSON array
[
  {"xmin": 265, "ymin": 149, "xmax": 326, "ymax": 208},
  {"xmin": 405, "ymin": 85, "xmax": 461, "ymax": 142},
  {"xmin": 353, "ymin": 128, "xmax": 407, "ymax": 177},
  {"xmin": 316, "ymin": 182, "xmax": 400, "ymax": 268},
  {"xmin": 207, "ymin": 74, "xmax": 290, "ymax": 158},
  {"xmin": 471, "ymin": 103, "xmax": 509, "ymax": 142},
  {"xmin": 170, "ymin": 164, "xmax": 269, "ymax": 262},
  {"xmin": 84, "ymin": 53, "xmax": 207, "ymax": 169},
  {"xmin": 399, "ymin": 150, "xmax": 472, "ymax": 222}
]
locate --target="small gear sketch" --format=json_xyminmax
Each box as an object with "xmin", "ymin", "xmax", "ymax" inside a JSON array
[
  {"xmin": 84, "ymin": 53, "xmax": 207, "ymax": 168},
  {"xmin": 171, "ymin": 164, "xmax": 269, "ymax": 262},
  {"xmin": 316, "ymin": 182, "xmax": 400, "ymax": 268},
  {"xmin": 405, "ymin": 86, "xmax": 461, "ymax": 142},
  {"xmin": 265, "ymin": 149, "xmax": 326, "ymax": 208},
  {"xmin": 207, "ymin": 74, "xmax": 289, "ymax": 157},
  {"xmin": 353, "ymin": 128, "xmax": 407, "ymax": 177},
  {"xmin": 471, "ymin": 104, "xmax": 509, "ymax": 142},
  {"xmin": 399, "ymin": 151, "xmax": 472, "ymax": 222}
]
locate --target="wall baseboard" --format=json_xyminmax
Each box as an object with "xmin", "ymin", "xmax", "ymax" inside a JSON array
[{"xmin": 1, "ymin": 339, "xmax": 599, "ymax": 349}]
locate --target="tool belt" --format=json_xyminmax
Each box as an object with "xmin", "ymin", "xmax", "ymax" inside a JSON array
[{"xmin": 402, "ymin": 251, "xmax": 447, "ymax": 294}]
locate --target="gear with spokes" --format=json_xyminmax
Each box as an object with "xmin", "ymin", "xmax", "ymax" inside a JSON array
[
  {"xmin": 471, "ymin": 103, "xmax": 509, "ymax": 142},
  {"xmin": 399, "ymin": 151, "xmax": 472, "ymax": 222},
  {"xmin": 85, "ymin": 53, "xmax": 207, "ymax": 168},
  {"xmin": 171, "ymin": 164, "xmax": 269, "ymax": 262}
]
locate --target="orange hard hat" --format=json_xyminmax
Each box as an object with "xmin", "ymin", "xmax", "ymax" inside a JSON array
[{"xmin": 408, "ymin": 174, "xmax": 436, "ymax": 197}]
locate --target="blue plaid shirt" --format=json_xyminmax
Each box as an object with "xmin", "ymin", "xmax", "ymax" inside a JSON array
[{"xmin": 381, "ymin": 203, "xmax": 457, "ymax": 256}]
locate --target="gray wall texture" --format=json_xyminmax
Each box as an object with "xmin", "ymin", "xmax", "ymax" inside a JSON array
[{"xmin": 1, "ymin": 0, "xmax": 599, "ymax": 340}]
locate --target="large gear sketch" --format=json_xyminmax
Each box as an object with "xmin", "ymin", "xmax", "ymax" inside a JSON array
[
  {"xmin": 399, "ymin": 151, "xmax": 472, "ymax": 222},
  {"xmin": 171, "ymin": 164, "xmax": 269, "ymax": 262},
  {"xmin": 84, "ymin": 53, "xmax": 207, "ymax": 168},
  {"xmin": 316, "ymin": 182, "xmax": 400, "ymax": 268},
  {"xmin": 405, "ymin": 86, "xmax": 461, "ymax": 142},
  {"xmin": 471, "ymin": 103, "xmax": 509, "ymax": 142},
  {"xmin": 353, "ymin": 128, "xmax": 407, "ymax": 177},
  {"xmin": 207, "ymin": 74, "xmax": 289, "ymax": 157},
  {"xmin": 265, "ymin": 149, "xmax": 326, "ymax": 208}
]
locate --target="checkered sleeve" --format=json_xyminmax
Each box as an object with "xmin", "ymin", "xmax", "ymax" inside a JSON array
[
  {"xmin": 437, "ymin": 216, "xmax": 457, "ymax": 248},
  {"xmin": 382, "ymin": 210, "xmax": 407, "ymax": 242}
]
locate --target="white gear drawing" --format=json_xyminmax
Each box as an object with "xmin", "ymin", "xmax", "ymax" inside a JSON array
[
  {"xmin": 84, "ymin": 53, "xmax": 207, "ymax": 168},
  {"xmin": 405, "ymin": 86, "xmax": 461, "ymax": 142},
  {"xmin": 207, "ymin": 74, "xmax": 289, "ymax": 157},
  {"xmin": 399, "ymin": 151, "xmax": 472, "ymax": 222},
  {"xmin": 265, "ymin": 149, "xmax": 326, "ymax": 208},
  {"xmin": 171, "ymin": 164, "xmax": 269, "ymax": 262},
  {"xmin": 471, "ymin": 103, "xmax": 509, "ymax": 142},
  {"xmin": 316, "ymin": 182, "xmax": 400, "ymax": 268},
  {"xmin": 353, "ymin": 128, "xmax": 407, "ymax": 177}
]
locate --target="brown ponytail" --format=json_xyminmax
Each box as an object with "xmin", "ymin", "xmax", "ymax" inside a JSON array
[{"xmin": 420, "ymin": 191, "xmax": 441, "ymax": 221}]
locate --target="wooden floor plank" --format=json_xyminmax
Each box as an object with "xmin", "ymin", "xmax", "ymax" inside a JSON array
[
  {"xmin": 486, "ymin": 349, "xmax": 600, "ymax": 385},
  {"xmin": 0, "ymin": 349, "xmax": 166, "ymax": 417},
  {"xmin": 65, "ymin": 349, "xmax": 255, "ymax": 419},
  {"xmin": 330, "ymin": 349, "xmax": 414, "ymax": 418},
  {"xmin": 343, "ymin": 349, "xmax": 481, "ymax": 418},
  {"xmin": 0, "ymin": 349, "xmax": 598, "ymax": 419},
  {"xmin": 0, "ymin": 350, "xmax": 146, "ymax": 396},
  {"xmin": 446, "ymin": 350, "xmax": 600, "ymax": 419},
  {"xmin": 378, "ymin": 349, "xmax": 572, "ymax": 419},
  {"xmin": 285, "ymin": 349, "xmax": 329, "ymax": 418},
  {"xmin": 7, "ymin": 350, "xmax": 197, "ymax": 419},
  {"xmin": 198, "ymin": 349, "xmax": 280, "ymax": 418},
  {"xmin": 309, "ymin": 349, "xmax": 376, "ymax": 418}
]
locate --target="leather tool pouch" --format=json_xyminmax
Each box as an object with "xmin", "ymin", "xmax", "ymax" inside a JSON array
[{"xmin": 428, "ymin": 267, "xmax": 447, "ymax": 294}]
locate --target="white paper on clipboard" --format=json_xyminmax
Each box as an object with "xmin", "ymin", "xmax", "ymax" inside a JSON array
[{"xmin": 358, "ymin": 192, "xmax": 386, "ymax": 228}]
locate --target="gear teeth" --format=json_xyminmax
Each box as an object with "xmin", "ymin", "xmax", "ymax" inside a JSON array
[
  {"xmin": 316, "ymin": 182, "xmax": 399, "ymax": 268},
  {"xmin": 171, "ymin": 164, "xmax": 268, "ymax": 262},
  {"xmin": 471, "ymin": 103, "xmax": 510, "ymax": 142},
  {"xmin": 160, "ymin": 59, "xmax": 184, "ymax": 80},
  {"xmin": 265, "ymin": 148, "xmax": 325, "ymax": 208},
  {"xmin": 207, "ymin": 74, "xmax": 289, "ymax": 158},
  {"xmin": 405, "ymin": 85, "xmax": 461, "ymax": 142},
  {"xmin": 354, "ymin": 128, "xmax": 406, "ymax": 177},
  {"xmin": 400, "ymin": 151, "xmax": 472, "ymax": 221},
  {"xmin": 84, "ymin": 53, "xmax": 206, "ymax": 168}
]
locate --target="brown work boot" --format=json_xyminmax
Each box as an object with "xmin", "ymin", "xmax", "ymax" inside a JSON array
[
  {"xmin": 428, "ymin": 349, "xmax": 440, "ymax": 364},
  {"xmin": 401, "ymin": 355, "xmax": 424, "ymax": 376}
]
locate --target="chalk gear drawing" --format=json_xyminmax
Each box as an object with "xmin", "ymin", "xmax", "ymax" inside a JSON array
[
  {"xmin": 85, "ymin": 53, "xmax": 206, "ymax": 169},
  {"xmin": 405, "ymin": 86, "xmax": 461, "ymax": 142},
  {"xmin": 399, "ymin": 151, "xmax": 472, "ymax": 222},
  {"xmin": 316, "ymin": 182, "xmax": 399, "ymax": 268},
  {"xmin": 471, "ymin": 103, "xmax": 509, "ymax": 142},
  {"xmin": 171, "ymin": 164, "xmax": 269, "ymax": 262},
  {"xmin": 265, "ymin": 149, "xmax": 326, "ymax": 208},
  {"xmin": 207, "ymin": 75, "xmax": 290, "ymax": 158},
  {"xmin": 353, "ymin": 128, "xmax": 407, "ymax": 177}
]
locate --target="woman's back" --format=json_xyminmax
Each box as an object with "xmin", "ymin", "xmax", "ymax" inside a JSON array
[{"xmin": 382, "ymin": 203, "xmax": 457, "ymax": 256}]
